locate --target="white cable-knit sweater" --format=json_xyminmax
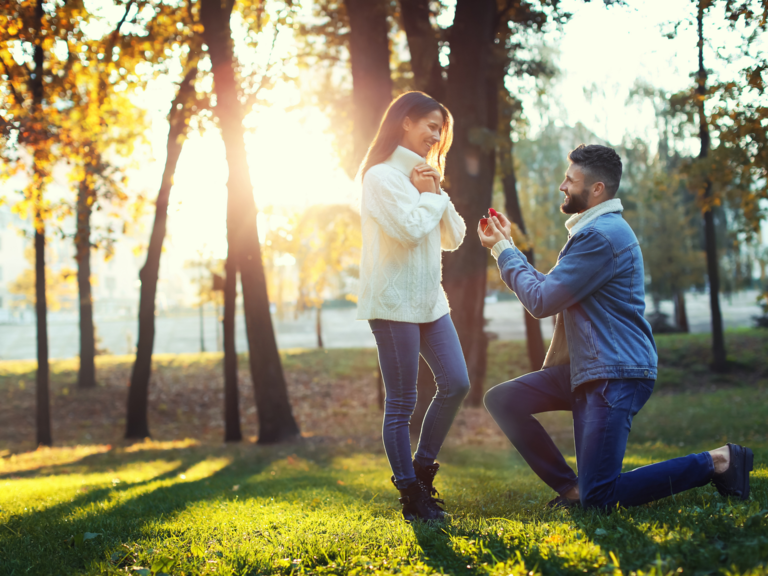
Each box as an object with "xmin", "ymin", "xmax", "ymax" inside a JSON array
[{"xmin": 356, "ymin": 146, "xmax": 466, "ymax": 323}]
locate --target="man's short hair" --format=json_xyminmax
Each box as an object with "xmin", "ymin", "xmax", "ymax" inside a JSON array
[{"xmin": 568, "ymin": 144, "xmax": 623, "ymax": 197}]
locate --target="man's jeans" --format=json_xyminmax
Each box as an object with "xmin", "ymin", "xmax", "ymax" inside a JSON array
[
  {"xmin": 485, "ymin": 364, "xmax": 715, "ymax": 508},
  {"xmin": 369, "ymin": 314, "xmax": 470, "ymax": 489}
]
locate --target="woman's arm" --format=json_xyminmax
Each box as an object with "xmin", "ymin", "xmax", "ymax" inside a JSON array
[
  {"xmin": 365, "ymin": 168, "xmax": 449, "ymax": 248},
  {"xmin": 439, "ymin": 193, "xmax": 466, "ymax": 251}
]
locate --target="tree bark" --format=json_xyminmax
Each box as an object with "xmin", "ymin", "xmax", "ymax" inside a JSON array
[
  {"xmin": 223, "ymin": 257, "xmax": 242, "ymax": 442},
  {"xmin": 441, "ymin": 0, "xmax": 497, "ymax": 406},
  {"xmin": 398, "ymin": 0, "xmax": 445, "ymax": 100},
  {"xmin": 31, "ymin": 0, "xmax": 51, "ymax": 447},
  {"xmin": 500, "ymin": 137, "xmax": 545, "ymax": 371},
  {"xmin": 201, "ymin": 0, "xmax": 300, "ymax": 444},
  {"xmin": 126, "ymin": 64, "xmax": 198, "ymax": 439},
  {"xmin": 76, "ymin": 177, "xmax": 96, "ymax": 388},
  {"xmin": 344, "ymin": 0, "xmax": 393, "ymax": 167},
  {"xmin": 696, "ymin": 1, "xmax": 727, "ymax": 371}
]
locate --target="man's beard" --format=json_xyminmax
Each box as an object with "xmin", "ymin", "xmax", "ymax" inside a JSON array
[{"xmin": 560, "ymin": 187, "xmax": 589, "ymax": 214}]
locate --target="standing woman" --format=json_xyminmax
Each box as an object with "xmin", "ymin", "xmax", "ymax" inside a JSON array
[{"xmin": 357, "ymin": 91, "xmax": 469, "ymax": 521}]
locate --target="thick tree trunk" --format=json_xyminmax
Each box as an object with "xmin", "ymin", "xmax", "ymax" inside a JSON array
[
  {"xmin": 442, "ymin": 0, "xmax": 497, "ymax": 406},
  {"xmin": 202, "ymin": 0, "xmax": 300, "ymax": 444},
  {"xmin": 76, "ymin": 178, "xmax": 96, "ymax": 388},
  {"xmin": 398, "ymin": 0, "xmax": 445, "ymax": 100},
  {"xmin": 696, "ymin": 2, "xmax": 727, "ymax": 371},
  {"xmin": 344, "ymin": 0, "xmax": 393, "ymax": 167},
  {"xmin": 126, "ymin": 65, "xmax": 197, "ymax": 439},
  {"xmin": 223, "ymin": 257, "xmax": 242, "ymax": 442},
  {"xmin": 500, "ymin": 139, "xmax": 545, "ymax": 371}
]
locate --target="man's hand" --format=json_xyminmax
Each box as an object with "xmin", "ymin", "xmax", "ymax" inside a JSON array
[
  {"xmin": 490, "ymin": 210, "xmax": 513, "ymax": 241},
  {"xmin": 478, "ymin": 215, "xmax": 509, "ymax": 249},
  {"xmin": 411, "ymin": 163, "xmax": 441, "ymax": 194}
]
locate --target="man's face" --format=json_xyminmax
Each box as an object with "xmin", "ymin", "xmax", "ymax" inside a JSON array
[{"xmin": 559, "ymin": 163, "xmax": 591, "ymax": 215}]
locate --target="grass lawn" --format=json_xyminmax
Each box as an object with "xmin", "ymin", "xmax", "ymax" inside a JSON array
[{"xmin": 1, "ymin": 330, "xmax": 767, "ymax": 575}]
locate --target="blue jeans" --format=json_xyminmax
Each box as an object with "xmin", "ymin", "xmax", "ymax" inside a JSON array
[
  {"xmin": 369, "ymin": 314, "xmax": 470, "ymax": 489},
  {"xmin": 485, "ymin": 364, "xmax": 715, "ymax": 508}
]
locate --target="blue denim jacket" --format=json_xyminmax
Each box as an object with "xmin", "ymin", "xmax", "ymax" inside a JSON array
[{"xmin": 496, "ymin": 211, "xmax": 657, "ymax": 389}]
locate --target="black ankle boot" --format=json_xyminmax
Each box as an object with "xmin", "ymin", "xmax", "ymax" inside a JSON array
[
  {"xmin": 391, "ymin": 475, "xmax": 445, "ymax": 522},
  {"xmin": 413, "ymin": 460, "xmax": 441, "ymax": 497}
]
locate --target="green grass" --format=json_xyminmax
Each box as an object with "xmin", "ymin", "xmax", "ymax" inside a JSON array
[
  {"xmin": 2, "ymin": 330, "xmax": 768, "ymax": 575},
  {"xmin": 1, "ymin": 392, "xmax": 767, "ymax": 575}
]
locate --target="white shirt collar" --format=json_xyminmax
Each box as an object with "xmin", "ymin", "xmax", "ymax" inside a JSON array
[
  {"xmin": 565, "ymin": 198, "xmax": 624, "ymax": 237},
  {"xmin": 384, "ymin": 145, "xmax": 425, "ymax": 177}
]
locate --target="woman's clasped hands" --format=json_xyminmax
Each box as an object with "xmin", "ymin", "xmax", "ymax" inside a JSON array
[{"xmin": 410, "ymin": 163, "xmax": 441, "ymax": 194}]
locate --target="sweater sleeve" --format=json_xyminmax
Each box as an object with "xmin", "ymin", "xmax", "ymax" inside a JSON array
[
  {"xmin": 364, "ymin": 168, "xmax": 449, "ymax": 248},
  {"xmin": 439, "ymin": 191, "xmax": 466, "ymax": 251},
  {"xmin": 496, "ymin": 231, "xmax": 615, "ymax": 319}
]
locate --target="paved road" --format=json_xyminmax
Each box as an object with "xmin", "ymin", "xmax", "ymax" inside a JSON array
[{"xmin": 0, "ymin": 290, "xmax": 762, "ymax": 360}]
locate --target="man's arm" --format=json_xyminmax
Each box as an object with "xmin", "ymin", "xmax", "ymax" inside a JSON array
[{"xmin": 496, "ymin": 232, "xmax": 615, "ymax": 318}]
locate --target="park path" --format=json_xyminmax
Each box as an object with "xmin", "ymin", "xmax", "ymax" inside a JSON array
[{"xmin": 0, "ymin": 290, "xmax": 761, "ymax": 360}]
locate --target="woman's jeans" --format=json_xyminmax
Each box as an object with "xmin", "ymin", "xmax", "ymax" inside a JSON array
[
  {"xmin": 485, "ymin": 364, "xmax": 715, "ymax": 508},
  {"xmin": 369, "ymin": 314, "xmax": 470, "ymax": 489}
]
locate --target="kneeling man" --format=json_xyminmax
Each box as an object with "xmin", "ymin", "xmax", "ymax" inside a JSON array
[{"xmin": 478, "ymin": 144, "xmax": 753, "ymax": 509}]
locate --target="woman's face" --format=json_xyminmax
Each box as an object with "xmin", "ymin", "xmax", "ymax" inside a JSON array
[{"xmin": 400, "ymin": 109, "xmax": 444, "ymax": 157}]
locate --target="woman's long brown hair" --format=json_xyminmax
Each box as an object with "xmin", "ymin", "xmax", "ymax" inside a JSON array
[{"xmin": 359, "ymin": 91, "xmax": 454, "ymax": 182}]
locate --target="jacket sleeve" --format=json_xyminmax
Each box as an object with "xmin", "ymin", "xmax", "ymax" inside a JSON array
[
  {"xmin": 496, "ymin": 231, "xmax": 615, "ymax": 319},
  {"xmin": 439, "ymin": 191, "xmax": 466, "ymax": 251},
  {"xmin": 364, "ymin": 169, "xmax": 449, "ymax": 248},
  {"xmin": 491, "ymin": 239, "xmax": 546, "ymax": 282}
]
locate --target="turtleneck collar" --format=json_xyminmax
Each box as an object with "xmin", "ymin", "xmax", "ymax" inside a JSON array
[
  {"xmin": 565, "ymin": 198, "xmax": 623, "ymax": 237},
  {"xmin": 384, "ymin": 145, "xmax": 425, "ymax": 177}
]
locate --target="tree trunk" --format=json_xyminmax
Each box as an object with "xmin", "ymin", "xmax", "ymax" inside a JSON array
[
  {"xmin": 316, "ymin": 306, "xmax": 324, "ymax": 349},
  {"xmin": 398, "ymin": 0, "xmax": 445, "ymax": 100},
  {"xmin": 673, "ymin": 289, "xmax": 689, "ymax": 333},
  {"xmin": 31, "ymin": 0, "xmax": 51, "ymax": 447},
  {"xmin": 76, "ymin": 177, "xmax": 96, "ymax": 388},
  {"xmin": 696, "ymin": 1, "xmax": 727, "ymax": 371},
  {"xmin": 201, "ymin": 0, "xmax": 300, "ymax": 444},
  {"xmin": 441, "ymin": 0, "xmax": 497, "ymax": 406},
  {"xmin": 35, "ymin": 227, "xmax": 51, "ymax": 447},
  {"xmin": 126, "ymin": 64, "xmax": 198, "ymax": 439},
  {"xmin": 500, "ymin": 140, "xmax": 545, "ymax": 371},
  {"xmin": 344, "ymin": 0, "xmax": 393, "ymax": 168},
  {"xmin": 223, "ymin": 257, "xmax": 242, "ymax": 442}
]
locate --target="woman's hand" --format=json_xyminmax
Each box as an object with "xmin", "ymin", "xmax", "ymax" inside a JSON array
[
  {"xmin": 411, "ymin": 163, "xmax": 440, "ymax": 194},
  {"xmin": 478, "ymin": 215, "xmax": 509, "ymax": 249}
]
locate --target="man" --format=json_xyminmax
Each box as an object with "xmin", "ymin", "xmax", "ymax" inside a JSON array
[{"xmin": 477, "ymin": 144, "xmax": 753, "ymax": 509}]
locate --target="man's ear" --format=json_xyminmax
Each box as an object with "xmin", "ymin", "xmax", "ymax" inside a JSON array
[{"xmin": 592, "ymin": 181, "xmax": 606, "ymax": 197}]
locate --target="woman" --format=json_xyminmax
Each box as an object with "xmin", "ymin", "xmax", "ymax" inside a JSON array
[{"xmin": 357, "ymin": 91, "xmax": 469, "ymax": 521}]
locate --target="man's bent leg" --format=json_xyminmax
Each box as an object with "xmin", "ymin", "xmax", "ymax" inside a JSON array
[
  {"xmin": 484, "ymin": 365, "xmax": 578, "ymax": 495},
  {"xmin": 575, "ymin": 378, "xmax": 715, "ymax": 509}
]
